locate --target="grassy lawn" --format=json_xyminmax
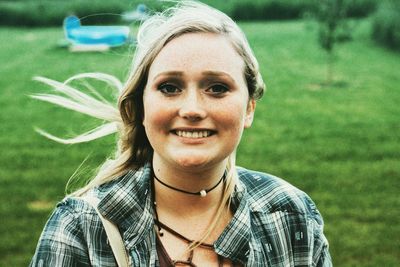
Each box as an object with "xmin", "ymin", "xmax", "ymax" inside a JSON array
[{"xmin": 0, "ymin": 20, "xmax": 399, "ymax": 266}]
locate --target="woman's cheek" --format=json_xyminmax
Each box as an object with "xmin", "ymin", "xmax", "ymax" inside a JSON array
[{"xmin": 216, "ymin": 102, "xmax": 247, "ymax": 129}]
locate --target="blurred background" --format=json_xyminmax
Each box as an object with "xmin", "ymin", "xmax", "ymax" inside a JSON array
[{"xmin": 0, "ymin": 0, "xmax": 399, "ymax": 266}]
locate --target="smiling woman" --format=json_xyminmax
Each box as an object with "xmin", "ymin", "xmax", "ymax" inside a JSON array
[{"xmin": 29, "ymin": 1, "xmax": 331, "ymax": 267}]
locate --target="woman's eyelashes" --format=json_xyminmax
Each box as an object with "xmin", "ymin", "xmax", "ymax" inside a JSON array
[
  {"xmin": 158, "ymin": 83, "xmax": 181, "ymax": 95},
  {"xmin": 156, "ymin": 80, "xmax": 231, "ymax": 96},
  {"xmin": 206, "ymin": 83, "xmax": 229, "ymax": 95}
]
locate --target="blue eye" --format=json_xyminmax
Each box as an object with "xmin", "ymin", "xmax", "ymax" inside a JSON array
[
  {"xmin": 158, "ymin": 83, "xmax": 181, "ymax": 95},
  {"xmin": 207, "ymin": 84, "xmax": 229, "ymax": 94}
]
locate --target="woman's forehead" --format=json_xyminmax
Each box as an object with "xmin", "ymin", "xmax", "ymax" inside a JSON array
[{"xmin": 147, "ymin": 32, "xmax": 245, "ymax": 80}]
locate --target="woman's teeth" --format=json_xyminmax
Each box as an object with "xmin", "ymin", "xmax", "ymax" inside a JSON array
[{"xmin": 175, "ymin": 130, "xmax": 212, "ymax": 138}]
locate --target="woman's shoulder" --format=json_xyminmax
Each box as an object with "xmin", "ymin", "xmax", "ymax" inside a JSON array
[
  {"xmin": 236, "ymin": 166, "xmax": 321, "ymax": 220},
  {"xmin": 45, "ymin": 194, "xmax": 100, "ymax": 233},
  {"xmin": 48, "ymin": 165, "xmax": 150, "ymax": 228},
  {"xmin": 49, "ymin": 174, "xmax": 126, "ymax": 225}
]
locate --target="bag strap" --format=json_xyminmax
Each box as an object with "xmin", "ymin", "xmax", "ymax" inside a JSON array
[{"xmin": 78, "ymin": 195, "xmax": 130, "ymax": 267}]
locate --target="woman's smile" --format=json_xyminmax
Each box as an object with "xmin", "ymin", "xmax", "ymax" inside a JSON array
[
  {"xmin": 173, "ymin": 129, "xmax": 214, "ymax": 139},
  {"xmin": 170, "ymin": 128, "xmax": 217, "ymax": 146}
]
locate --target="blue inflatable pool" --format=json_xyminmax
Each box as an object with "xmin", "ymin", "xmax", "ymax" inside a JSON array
[{"xmin": 64, "ymin": 16, "xmax": 130, "ymax": 47}]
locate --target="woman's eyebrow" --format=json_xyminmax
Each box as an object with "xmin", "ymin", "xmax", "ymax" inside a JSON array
[
  {"xmin": 152, "ymin": 71, "xmax": 183, "ymax": 80},
  {"xmin": 201, "ymin": 71, "xmax": 236, "ymax": 84}
]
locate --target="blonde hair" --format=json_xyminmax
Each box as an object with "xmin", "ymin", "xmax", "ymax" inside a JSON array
[{"xmin": 33, "ymin": 0, "xmax": 265, "ymax": 251}]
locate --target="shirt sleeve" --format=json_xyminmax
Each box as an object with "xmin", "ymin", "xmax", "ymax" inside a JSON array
[
  {"xmin": 29, "ymin": 202, "xmax": 90, "ymax": 267},
  {"xmin": 316, "ymin": 245, "xmax": 332, "ymax": 267},
  {"xmin": 306, "ymin": 197, "xmax": 332, "ymax": 267}
]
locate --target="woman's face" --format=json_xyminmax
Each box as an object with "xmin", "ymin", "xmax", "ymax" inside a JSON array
[{"xmin": 143, "ymin": 32, "xmax": 255, "ymax": 171}]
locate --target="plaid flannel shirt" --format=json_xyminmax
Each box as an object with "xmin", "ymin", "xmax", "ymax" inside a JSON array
[{"xmin": 30, "ymin": 163, "xmax": 332, "ymax": 266}]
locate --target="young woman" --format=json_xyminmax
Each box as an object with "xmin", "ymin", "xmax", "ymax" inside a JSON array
[{"xmin": 30, "ymin": 1, "xmax": 331, "ymax": 266}]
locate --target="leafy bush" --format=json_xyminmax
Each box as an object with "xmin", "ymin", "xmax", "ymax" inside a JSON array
[
  {"xmin": 0, "ymin": 0, "xmax": 165, "ymax": 26},
  {"xmin": 0, "ymin": 0, "xmax": 379, "ymax": 27},
  {"xmin": 0, "ymin": 1, "xmax": 61, "ymax": 26},
  {"xmin": 346, "ymin": 0, "xmax": 377, "ymax": 18},
  {"xmin": 214, "ymin": 0, "xmax": 377, "ymax": 21},
  {"xmin": 371, "ymin": 1, "xmax": 400, "ymax": 51},
  {"xmin": 230, "ymin": 0, "xmax": 312, "ymax": 21}
]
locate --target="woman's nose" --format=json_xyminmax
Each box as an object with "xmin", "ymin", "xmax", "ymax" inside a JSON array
[{"xmin": 178, "ymin": 90, "xmax": 207, "ymax": 121}]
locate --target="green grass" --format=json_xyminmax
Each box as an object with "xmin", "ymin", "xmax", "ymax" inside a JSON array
[{"xmin": 0, "ymin": 20, "xmax": 399, "ymax": 266}]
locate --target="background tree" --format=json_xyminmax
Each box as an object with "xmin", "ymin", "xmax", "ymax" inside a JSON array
[
  {"xmin": 314, "ymin": 0, "xmax": 352, "ymax": 85},
  {"xmin": 372, "ymin": 0, "xmax": 400, "ymax": 52}
]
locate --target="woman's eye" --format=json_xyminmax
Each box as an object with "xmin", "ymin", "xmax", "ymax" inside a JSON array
[
  {"xmin": 207, "ymin": 84, "xmax": 229, "ymax": 95},
  {"xmin": 158, "ymin": 83, "xmax": 181, "ymax": 95}
]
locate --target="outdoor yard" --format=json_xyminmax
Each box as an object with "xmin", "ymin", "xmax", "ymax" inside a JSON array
[{"xmin": 0, "ymin": 19, "xmax": 399, "ymax": 266}]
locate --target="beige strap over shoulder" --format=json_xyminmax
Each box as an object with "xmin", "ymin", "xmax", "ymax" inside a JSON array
[{"xmin": 78, "ymin": 195, "xmax": 130, "ymax": 267}]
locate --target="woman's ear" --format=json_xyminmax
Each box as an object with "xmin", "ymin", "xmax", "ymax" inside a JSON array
[{"xmin": 244, "ymin": 99, "xmax": 256, "ymax": 129}]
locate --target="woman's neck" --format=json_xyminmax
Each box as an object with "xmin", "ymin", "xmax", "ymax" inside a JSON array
[{"xmin": 152, "ymin": 156, "xmax": 227, "ymax": 216}]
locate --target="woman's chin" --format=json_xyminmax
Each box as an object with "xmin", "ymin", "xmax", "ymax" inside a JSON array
[
  {"xmin": 171, "ymin": 152, "xmax": 224, "ymax": 170},
  {"xmin": 175, "ymin": 157, "xmax": 210, "ymax": 169}
]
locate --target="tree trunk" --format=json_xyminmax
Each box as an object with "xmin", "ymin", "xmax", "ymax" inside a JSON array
[{"xmin": 326, "ymin": 50, "xmax": 334, "ymax": 85}]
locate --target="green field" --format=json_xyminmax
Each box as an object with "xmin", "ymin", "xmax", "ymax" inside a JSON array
[{"xmin": 0, "ymin": 20, "xmax": 399, "ymax": 266}]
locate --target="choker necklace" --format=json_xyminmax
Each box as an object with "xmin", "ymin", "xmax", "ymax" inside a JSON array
[{"xmin": 153, "ymin": 170, "xmax": 226, "ymax": 197}]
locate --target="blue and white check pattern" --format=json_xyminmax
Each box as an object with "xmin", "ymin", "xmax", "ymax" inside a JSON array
[{"xmin": 30, "ymin": 163, "xmax": 332, "ymax": 266}]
